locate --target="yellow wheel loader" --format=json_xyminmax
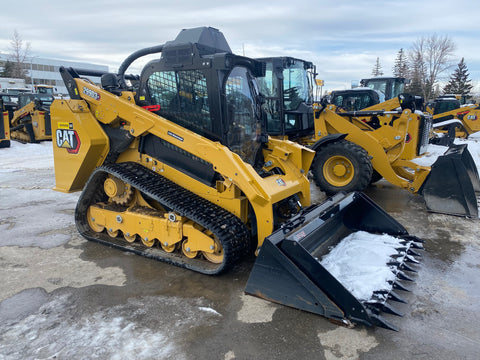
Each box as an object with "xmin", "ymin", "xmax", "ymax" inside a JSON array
[
  {"xmin": 9, "ymin": 93, "xmax": 54, "ymax": 143},
  {"xmin": 51, "ymin": 27, "xmax": 422, "ymax": 331},
  {"xmin": 256, "ymin": 58, "xmax": 480, "ymax": 217}
]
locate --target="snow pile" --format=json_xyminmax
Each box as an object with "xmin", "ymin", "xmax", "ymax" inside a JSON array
[
  {"xmin": 411, "ymin": 133, "xmax": 480, "ymax": 175},
  {"xmin": 320, "ymin": 231, "xmax": 405, "ymax": 301}
]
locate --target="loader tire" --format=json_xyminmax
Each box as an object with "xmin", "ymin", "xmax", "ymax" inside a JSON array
[
  {"xmin": 312, "ymin": 140, "xmax": 372, "ymax": 196},
  {"xmin": 370, "ymin": 169, "xmax": 383, "ymax": 184}
]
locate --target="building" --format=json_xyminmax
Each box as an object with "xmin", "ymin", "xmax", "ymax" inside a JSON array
[{"xmin": 0, "ymin": 53, "xmax": 109, "ymax": 96}]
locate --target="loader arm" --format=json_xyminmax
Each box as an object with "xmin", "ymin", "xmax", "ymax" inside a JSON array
[
  {"xmin": 52, "ymin": 75, "xmax": 313, "ymax": 248},
  {"xmin": 313, "ymin": 104, "xmax": 431, "ymax": 193}
]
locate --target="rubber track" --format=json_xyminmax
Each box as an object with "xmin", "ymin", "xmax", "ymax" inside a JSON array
[{"xmin": 75, "ymin": 162, "xmax": 251, "ymax": 275}]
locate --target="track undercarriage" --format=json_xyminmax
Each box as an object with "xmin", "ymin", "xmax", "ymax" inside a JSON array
[{"xmin": 76, "ymin": 162, "xmax": 251, "ymax": 275}]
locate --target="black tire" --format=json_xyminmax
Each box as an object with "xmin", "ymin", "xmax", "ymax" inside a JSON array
[
  {"xmin": 312, "ymin": 140, "xmax": 372, "ymax": 195},
  {"xmin": 370, "ymin": 169, "xmax": 383, "ymax": 184}
]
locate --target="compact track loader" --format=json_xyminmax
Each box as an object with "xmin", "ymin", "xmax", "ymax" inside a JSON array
[
  {"xmin": 51, "ymin": 27, "xmax": 422, "ymax": 330},
  {"xmin": 256, "ymin": 57, "xmax": 480, "ymax": 217},
  {"xmin": 9, "ymin": 93, "xmax": 54, "ymax": 143},
  {"xmin": 425, "ymin": 96, "xmax": 480, "ymax": 140}
]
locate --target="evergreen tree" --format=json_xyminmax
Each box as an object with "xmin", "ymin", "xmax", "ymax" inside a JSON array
[
  {"xmin": 443, "ymin": 58, "xmax": 473, "ymax": 95},
  {"xmin": 0, "ymin": 60, "xmax": 14, "ymax": 77},
  {"xmin": 371, "ymin": 57, "xmax": 384, "ymax": 77},
  {"xmin": 393, "ymin": 48, "xmax": 409, "ymax": 78},
  {"xmin": 405, "ymin": 52, "xmax": 425, "ymax": 97}
]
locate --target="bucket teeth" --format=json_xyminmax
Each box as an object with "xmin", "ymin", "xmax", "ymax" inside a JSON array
[
  {"xmin": 391, "ymin": 280, "xmax": 411, "ymax": 292},
  {"xmin": 387, "ymin": 291, "xmax": 408, "ymax": 304},
  {"xmin": 395, "ymin": 270, "xmax": 414, "ymax": 282},
  {"xmin": 409, "ymin": 242, "xmax": 424, "ymax": 250},
  {"xmin": 366, "ymin": 301, "xmax": 404, "ymax": 317},
  {"xmin": 405, "ymin": 255, "xmax": 420, "ymax": 264},
  {"xmin": 389, "ymin": 261, "xmax": 417, "ymax": 273},
  {"xmin": 407, "ymin": 248, "xmax": 422, "ymax": 257},
  {"xmin": 403, "ymin": 235, "xmax": 425, "ymax": 244},
  {"xmin": 400, "ymin": 263, "xmax": 417, "ymax": 273},
  {"xmin": 369, "ymin": 314, "xmax": 399, "ymax": 332},
  {"xmin": 373, "ymin": 290, "xmax": 407, "ymax": 304}
]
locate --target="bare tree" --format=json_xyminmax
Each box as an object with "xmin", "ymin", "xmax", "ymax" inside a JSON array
[
  {"xmin": 409, "ymin": 34, "xmax": 456, "ymax": 100},
  {"xmin": 8, "ymin": 30, "xmax": 31, "ymax": 79}
]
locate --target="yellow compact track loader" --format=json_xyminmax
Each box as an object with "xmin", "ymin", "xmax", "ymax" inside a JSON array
[
  {"xmin": 9, "ymin": 93, "xmax": 54, "ymax": 143},
  {"xmin": 256, "ymin": 57, "xmax": 480, "ymax": 217},
  {"xmin": 51, "ymin": 27, "xmax": 422, "ymax": 331},
  {"xmin": 425, "ymin": 96, "xmax": 480, "ymax": 140}
]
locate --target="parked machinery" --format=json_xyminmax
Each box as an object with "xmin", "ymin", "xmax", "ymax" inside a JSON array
[
  {"xmin": 425, "ymin": 96, "xmax": 480, "ymax": 139},
  {"xmin": 256, "ymin": 57, "xmax": 480, "ymax": 217},
  {"xmin": 9, "ymin": 93, "xmax": 54, "ymax": 143},
  {"xmin": 51, "ymin": 28, "xmax": 422, "ymax": 330}
]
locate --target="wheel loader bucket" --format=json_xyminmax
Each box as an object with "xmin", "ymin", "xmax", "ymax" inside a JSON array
[
  {"xmin": 420, "ymin": 143, "xmax": 480, "ymax": 217},
  {"xmin": 245, "ymin": 192, "xmax": 422, "ymax": 331}
]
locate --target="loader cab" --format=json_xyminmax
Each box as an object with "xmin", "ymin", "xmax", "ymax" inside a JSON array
[
  {"xmin": 17, "ymin": 93, "xmax": 54, "ymax": 109},
  {"xmin": 256, "ymin": 57, "xmax": 316, "ymax": 139},
  {"xmin": 329, "ymin": 88, "xmax": 383, "ymax": 111},
  {"xmin": 135, "ymin": 27, "xmax": 265, "ymax": 165},
  {"xmin": 0, "ymin": 94, "xmax": 18, "ymax": 120},
  {"xmin": 360, "ymin": 77, "xmax": 407, "ymax": 101}
]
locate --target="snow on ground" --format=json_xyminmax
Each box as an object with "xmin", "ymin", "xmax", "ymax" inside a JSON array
[
  {"xmin": 412, "ymin": 132, "xmax": 480, "ymax": 174},
  {"xmin": 0, "ymin": 141, "xmax": 79, "ymax": 248},
  {"xmin": 0, "ymin": 292, "xmax": 222, "ymax": 360},
  {"xmin": 0, "ymin": 141, "xmax": 54, "ymax": 169},
  {"xmin": 320, "ymin": 231, "xmax": 405, "ymax": 301}
]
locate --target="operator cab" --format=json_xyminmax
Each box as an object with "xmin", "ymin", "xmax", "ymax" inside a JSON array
[
  {"xmin": 328, "ymin": 88, "xmax": 384, "ymax": 111},
  {"xmin": 133, "ymin": 27, "xmax": 266, "ymax": 166},
  {"xmin": 360, "ymin": 77, "xmax": 407, "ymax": 101},
  {"xmin": 256, "ymin": 57, "xmax": 316, "ymax": 139}
]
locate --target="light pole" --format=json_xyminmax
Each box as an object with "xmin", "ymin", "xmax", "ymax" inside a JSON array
[{"xmin": 30, "ymin": 55, "xmax": 38, "ymax": 91}]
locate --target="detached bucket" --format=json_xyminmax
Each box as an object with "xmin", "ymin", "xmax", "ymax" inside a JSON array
[
  {"xmin": 245, "ymin": 192, "xmax": 422, "ymax": 331},
  {"xmin": 420, "ymin": 144, "xmax": 480, "ymax": 217}
]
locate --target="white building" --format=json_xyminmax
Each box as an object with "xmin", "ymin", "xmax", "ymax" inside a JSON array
[{"xmin": 0, "ymin": 54, "xmax": 109, "ymax": 96}]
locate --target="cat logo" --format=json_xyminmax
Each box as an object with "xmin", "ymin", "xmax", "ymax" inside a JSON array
[{"xmin": 56, "ymin": 122, "xmax": 81, "ymax": 154}]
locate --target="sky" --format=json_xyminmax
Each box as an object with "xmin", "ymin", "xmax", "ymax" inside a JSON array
[{"xmin": 1, "ymin": 0, "xmax": 480, "ymax": 92}]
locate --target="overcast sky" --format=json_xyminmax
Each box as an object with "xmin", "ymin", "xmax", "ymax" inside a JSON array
[{"xmin": 1, "ymin": 0, "xmax": 480, "ymax": 92}]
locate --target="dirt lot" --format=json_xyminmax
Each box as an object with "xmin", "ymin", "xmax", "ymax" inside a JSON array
[{"xmin": 0, "ymin": 141, "xmax": 479, "ymax": 359}]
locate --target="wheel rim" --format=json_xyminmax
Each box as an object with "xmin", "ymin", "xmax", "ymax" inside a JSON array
[
  {"xmin": 323, "ymin": 155, "xmax": 355, "ymax": 187},
  {"xmin": 107, "ymin": 229, "xmax": 119, "ymax": 238},
  {"xmin": 141, "ymin": 237, "xmax": 155, "ymax": 247},
  {"xmin": 202, "ymin": 231, "xmax": 224, "ymax": 264},
  {"xmin": 203, "ymin": 248, "xmax": 224, "ymax": 264},
  {"xmin": 182, "ymin": 241, "xmax": 198, "ymax": 259},
  {"xmin": 124, "ymin": 233, "xmax": 136, "ymax": 243},
  {"xmin": 161, "ymin": 242, "xmax": 177, "ymax": 253},
  {"xmin": 87, "ymin": 207, "xmax": 104, "ymax": 233}
]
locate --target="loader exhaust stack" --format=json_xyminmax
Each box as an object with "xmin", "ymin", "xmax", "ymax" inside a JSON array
[{"xmin": 245, "ymin": 192, "xmax": 423, "ymax": 331}]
